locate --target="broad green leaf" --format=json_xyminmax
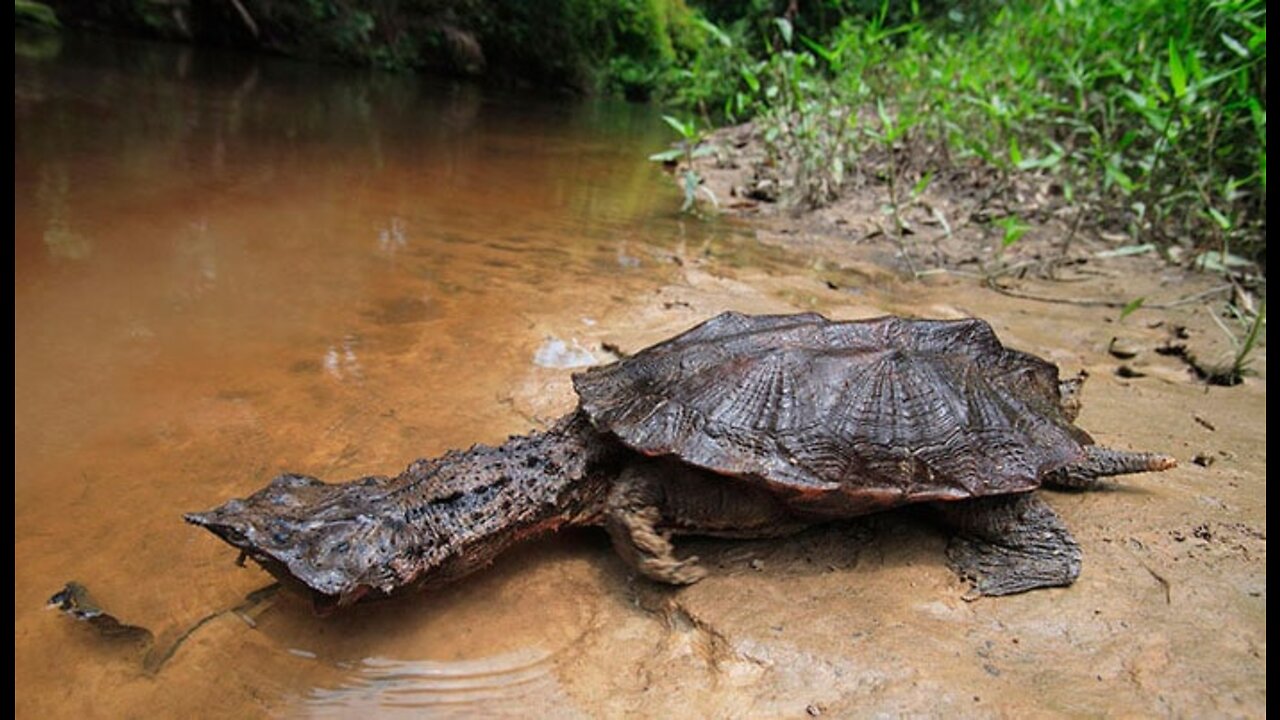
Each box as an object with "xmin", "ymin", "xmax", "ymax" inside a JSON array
[
  {"xmin": 1185, "ymin": 48, "xmax": 1205, "ymax": 83},
  {"xmin": 694, "ymin": 17, "xmax": 732, "ymax": 48},
  {"xmin": 648, "ymin": 148, "xmax": 684, "ymax": 162},
  {"xmin": 1220, "ymin": 33, "xmax": 1248, "ymax": 58},
  {"xmin": 912, "ymin": 171, "xmax": 935, "ymax": 197},
  {"xmin": 1247, "ymin": 24, "xmax": 1265, "ymax": 50},
  {"xmin": 774, "ymin": 17, "xmax": 793, "ymax": 47},
  {"xmin": 799, "ymin": 34, "xmax": 837, "ymax": 65},
  {"xmin": 1167, "ymin": 40, "xmax": 1187, "ymax": 99},
  {"xmin": 876, "ymin": 99, "xmax": 893, "ymax": 132},
  {"xmin": 1120, "ymin": 88, "xmax": 1149, "ymax": 110},
  {"xmin": 1018, "ymin": 152, "xmax": 1063, "ymax": 171},
  {"xmin": 1008, "ymin": 136, "xmax": 1023, "ymax": 167},
  {"xmin": 662, "ymin": 115, "xmax": 694, "ymax": 140},
  {"xmin": 1105, "ymin": 163, "xmax": 1136, "ymax": 193},
  {"xmin": 1246, "ymin": 96, "xmax": 1266, "ymax": 133},
  {"xmin": 997, "ymin": 216, "xmax": 1028, "ymax": 247}
]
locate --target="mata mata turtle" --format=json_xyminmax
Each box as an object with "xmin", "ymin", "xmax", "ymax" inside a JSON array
[{"xmin": 187, "ymin": 312, "xmax": 1175, "ymax": 607}]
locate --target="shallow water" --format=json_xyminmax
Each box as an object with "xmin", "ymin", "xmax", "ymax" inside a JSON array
[{"xmin": 14, "ymin": 32, "xmax": 775, "ymax": 717}]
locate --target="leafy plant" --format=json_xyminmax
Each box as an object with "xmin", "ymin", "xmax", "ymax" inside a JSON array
[
  {"xmin": 662, "ymin": 0, "xmax": 1267, "ymax": 265},
  {"xmin": 1230, "ymin": 300, "xmax": 1267, "ymax": 380},
  {"xmin": 650, "ymin": 115, "xmax": 717, "ymax": 213},
  {"xmin": 745, "ymin": 18, "xmax": 862, "ymax": 209},
  {"xmin": 996, "ymin": 215, "xmax": 1030, "ymax": 249},
  {"xmin": 1203, "ymin": 299, "xmax": 1267, "ymax": 385}
]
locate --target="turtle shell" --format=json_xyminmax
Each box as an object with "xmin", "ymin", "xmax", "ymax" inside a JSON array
[{"xmin": 573, "ymin": 312, "xmax": 1092, "ymax": 515}]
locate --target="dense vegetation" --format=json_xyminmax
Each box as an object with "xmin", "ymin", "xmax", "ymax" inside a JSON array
[{"xmin": 656, "ymin": 0, "xmax": 1266, "ymax": 266}]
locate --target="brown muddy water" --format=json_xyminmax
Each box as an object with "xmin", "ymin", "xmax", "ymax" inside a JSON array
[
  {"xmin": 17, "ymin": 33, "xmax": 1266, "ymax": 719},
  {"xmin": 14, "ymin": 31, "xmax": 772, "ymax": 717}
]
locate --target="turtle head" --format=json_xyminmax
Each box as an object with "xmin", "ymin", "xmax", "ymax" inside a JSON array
[
  {"xmin": 1057, "ymin": 370, "xmax": 1088, "ymax": 421},
  {"xmin": 187, "ymin": 423, "xmax": 594, "ymax": 610},
  {"xmin": 186, "ymin": 473, "xmax": 404, "ymax": 608}
]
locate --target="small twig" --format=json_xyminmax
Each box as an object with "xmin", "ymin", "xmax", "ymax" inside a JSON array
[
  {"xmin": 1138, "ymin": 561, "xmax": 1172, "ymax": 605},
  {"xmin": 984, "ymin": 254, "xmax": 1091, "ymax": 283},
  {"xmin": 985, "ymin": 259, "xmax": 1051, "ymax": 282},
  {"xmin": 928, "ymin": 204, "xmax": 952, "ymax": 238},
  {"xmin": 929, "ymin": 267, "xmax": 989, "ymax": 280},
  {"xmin": 1205, "ymin": 304, "xmax": 1239, "ymax": 344},
  {"xmin": 883, "ymin": 154, "xmax": 920, "ymax": 279},
  {"xmin": 984, "ymin": 278, "xmax": 1233, "ymax": 310}
]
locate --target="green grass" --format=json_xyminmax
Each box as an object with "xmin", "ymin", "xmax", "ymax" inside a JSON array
[{"xmin": 663, "ymin": 0, "xmax": 1267, "ymax": 265}]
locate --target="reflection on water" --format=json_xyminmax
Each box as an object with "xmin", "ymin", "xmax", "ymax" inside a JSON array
[
  {"xmin": 16, "ymin": 31, "xmax": 780, "ymax": 718},
  {"xmin": 532, "ymin": 337, "xmax": 599, "ymax": 369},
  {"xmin": 36, "ymin": 163, "xmax": 92, "ymax": 260}
]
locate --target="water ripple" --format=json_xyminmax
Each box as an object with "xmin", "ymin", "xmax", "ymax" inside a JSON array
[{"xmin": 297, "ymin": 648, "xmax": 575, "ymax": 718}]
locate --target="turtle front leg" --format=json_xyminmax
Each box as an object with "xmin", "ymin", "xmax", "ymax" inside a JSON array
[
  {"xmin": 604, "ymin": 460, "xmax": 808, "ymax": 585},
  {"xmin": 1044, "ymin": 445, "xmax": 1177, "ymax": 490},
  {"xmin": 605, "ymin": 465, "xmax": 707, "ymax": 585},
  {"xmin": 935, "ymin": 494, "xmax": 1082, "ymax": 597}
]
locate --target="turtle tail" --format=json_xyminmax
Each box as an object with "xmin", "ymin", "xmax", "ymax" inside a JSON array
[{"xmin": 1046, "ymin": 446, "xmax": 1178, "ymax": 489}]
